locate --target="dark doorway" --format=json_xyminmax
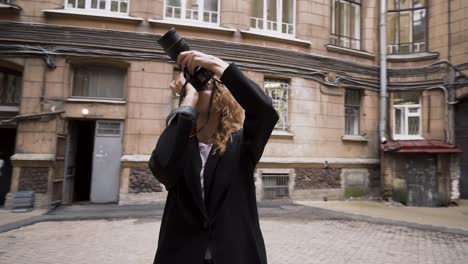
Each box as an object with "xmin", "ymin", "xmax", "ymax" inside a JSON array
[
  {"xmin": 72, "ymin": 120, "xmax": 95, "ymax": 202},
  {"xmin": 0, "ymin": 128, "xmax": 16, "ymax": 206},
  {"xmin": 455, "ymin": 99, "xmax": 468, "ymax": 199}
]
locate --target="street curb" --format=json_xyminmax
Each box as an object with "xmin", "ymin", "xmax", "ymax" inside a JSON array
[
  {"xmin": 279, "ymin": 205, "xmax": 468, "ymax": 237},
  {"xmin": 1, "ymin": 202, "xmax": 467, "ymax": 236}
]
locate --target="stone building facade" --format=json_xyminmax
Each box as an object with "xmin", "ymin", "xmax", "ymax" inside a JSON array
[{"xmin": 0, "ymin": 0, "xmax": 466, "ymax": 209}]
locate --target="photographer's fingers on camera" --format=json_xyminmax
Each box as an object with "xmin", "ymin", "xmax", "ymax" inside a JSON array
[
  {"xmin": 178, "ymin": 51, "xmax": 207, "ymax": 76},
  {"xmin": 169, "ymin": 72, "xmax": 185, "ymax": 95}
]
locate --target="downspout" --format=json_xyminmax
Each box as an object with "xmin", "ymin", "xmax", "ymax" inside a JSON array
[
  {"xmin": 379, "ymin": 0, "xmax": 388, "ymax": 199},
  {"xmin": 379, "ymin": 0, "xmax": 387, "ymax": 143}
]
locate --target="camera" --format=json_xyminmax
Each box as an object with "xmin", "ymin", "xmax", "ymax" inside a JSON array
[{"xmin": 157, "ymin": 28, "xmax": 214, "ymax": 92}]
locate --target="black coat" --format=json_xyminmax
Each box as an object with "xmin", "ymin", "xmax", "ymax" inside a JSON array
[{"xmin": 149, "ymin": 63, "xmax": 279, "ymax": 264}]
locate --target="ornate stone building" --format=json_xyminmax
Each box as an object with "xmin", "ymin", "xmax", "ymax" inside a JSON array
[{"xmin": 0, "ymin": 0, "xmax": 466, "ymax": 209}]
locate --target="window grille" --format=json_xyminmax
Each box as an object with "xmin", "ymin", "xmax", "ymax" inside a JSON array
[
  {"xmin": 96, "ymin": 121, "xmax": 122, "ymax": 136},
  {"xmin": 262, "ymin": 173, "xmax": 289, "ymax": 199},
  {"xmin": 264, "ymin": 79, "xmax": 289, "ymax": 131},
  {"xmin": 0, "ymin": 68, "xmax": 22, "ymax": 106},
  {"xmin": 345, "ymin": 89, "xmax": 361, "ymax": 135}
]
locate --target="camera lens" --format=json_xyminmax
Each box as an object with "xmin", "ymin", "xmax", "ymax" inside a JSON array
[{"xmin": 157, "ymin": 28, "xmax": 190, "ymax": 61}]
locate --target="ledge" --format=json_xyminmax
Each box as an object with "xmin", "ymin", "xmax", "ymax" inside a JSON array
[
  {"xmin": 326, "ymin": 44, "xmax": 375, "ymax": 60},
  {"xmin": 392, "ymin": 136, "xmax": 425, "ymax": 141},
  {"xmin": 11, "ymin": 154, "xmax": 55, "ymax": 161},
  {"xmin": 240, "ymin": 30, "xmax": 311, "ymax": 46},
  {"xmin": 387, "ymin": 52, "xmax": 439, "ymax": 62},
  {"xmin": 0, "ymin": 3, "xmax": 22, "ymax": 14},
  {"xmin": 259, "ymin": 157, "xmax": 380, "ymax": 165},
  {"xmin": 271, "ymin": 130, "xmax": 294, "ymax": 139},
  {"xmin": 66, "ymin": 97, "xmax": 127, "ymax": 104},
  {"xmin": 43, "ymin": 9, "xmax": 144, "ymax": 24},
  {"xmin": 121, "ymin": 155, "xmax": 151, "ymax": 162},
  {"xmin": 0, "ymin": 106, "xmax": 19, "ymax": 112},
  {"xmin": 342, "ymin": 135, "xmax": 368, "ymax": 142},
  {"xmin": 148, "ymin": 19, "xmax": 236, "ymax": 34}
]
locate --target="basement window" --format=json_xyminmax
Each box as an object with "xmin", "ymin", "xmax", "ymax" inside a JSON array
[{"xmin": 262, "ymin": 173, "xmax": 289, "ymax": 199}]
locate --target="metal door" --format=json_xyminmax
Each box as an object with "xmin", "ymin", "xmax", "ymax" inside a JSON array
[
  {"xmin": 90, "ymin": 121, "xmax": 122, "ymax": 203},
  {"xmin": 455, "ymin": 99, "xmax": 468, "ymax": 198},
  {"xmin": 62, "ymin": 122, "xmax": 77, "ymax": 204}
]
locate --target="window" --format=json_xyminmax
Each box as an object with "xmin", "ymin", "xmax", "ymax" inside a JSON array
[
  {"xmin": 264, "ymin": 79, "xmax": 288, "ymax": 131},
  {"xmin": 0, "ymin": 68, "xmax": 22, "ymax": 106},
  {"xmin": 65, "ymin": 0, "xmax": 129, "ymax": 15},
  {"xmin": 393, "ymin": 92, "xmax": 422, "ymax": 139},
  {"xmin": 387, "ymin": 0, "xmax": 427, "ymax": 54},
  {"xmin": 262, "ymin": 172, "xmax": 289, "ymax": 199},
  {"xmin": 250, "ymin": 0, "xmax": 295, "ymax": 35},
  {"xmin": 72, "ymin": 65, "xmax": 126, "ymax": 99},
  {"xmin": 330, "ymin": 0, "xmax": 361, "ymax": 50},
  {"xmin": 345, "ymin": 89, "xmax": 360, "ymax": 135},
  {"xmin": 165, "ymin": 0, "xmax": 219, "ymax": 24}
]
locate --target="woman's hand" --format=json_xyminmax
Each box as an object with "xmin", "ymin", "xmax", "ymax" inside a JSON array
[
  {"xmin": 170, "ymin": 72, "xmax": 198, "ymax": 107},
  {"xmin": 177, "ymin": 51, "xmax": 229, "ymax": 78}
]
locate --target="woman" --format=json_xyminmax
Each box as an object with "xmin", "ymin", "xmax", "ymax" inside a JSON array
[{"xmin": 149, "ymin": 50, "xmax": 279, "ymax": 264}]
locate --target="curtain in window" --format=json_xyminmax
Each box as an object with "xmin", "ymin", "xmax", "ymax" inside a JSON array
[
  {"xmin": 267, "ymin": 0, "xmax": 278, "ymax": 31},
  {"xmin": 73, "ymin": 66, "xmax": 125, "ymax": 99},
  {"xmin": 282, "ymin": 0, "xmax": 294, "ymax": 34}
]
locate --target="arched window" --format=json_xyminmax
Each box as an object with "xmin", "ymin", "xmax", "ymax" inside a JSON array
[{"xmin": 387, "ymin": 0, "xmax": 427, "ymax": 54}]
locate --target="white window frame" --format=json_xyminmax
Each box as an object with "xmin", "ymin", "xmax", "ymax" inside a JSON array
[
  {"xmin": 64, "ymin": 0, "xmax": 130, "ymax": 16},
  {"xmin": 250, "ymin": 0, "xmax": 296, "ymax": 36},
  {"xmin": 163, "ymin": 0, "xmax": 221, "ymax": 25},
  {"xmin": 393, "ymin": 97, "xmax": 423, "ymax": 140},
  {"xmin": 264, "ymin": 78, "xmax": 289, "ymax": 131}
]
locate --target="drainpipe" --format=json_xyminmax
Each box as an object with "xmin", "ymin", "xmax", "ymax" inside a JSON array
[
  {"xmin": 379, "ymin": 0, "xmax": 387, "ymax": 143},
  {"xmin": 379, "ymin": 0, "xmax": 389, "ymax": 199}
]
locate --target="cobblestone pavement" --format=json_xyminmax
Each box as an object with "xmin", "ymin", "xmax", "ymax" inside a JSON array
[{"xmin": 1, "ymin": 215, "xmax": 467, "ymax": 264}]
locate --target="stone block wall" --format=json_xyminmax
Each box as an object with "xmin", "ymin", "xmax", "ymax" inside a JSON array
[
  {"xmin": 129, "ymin": 167, "xmax": 163, "ymax": 193},
  {"xmin": 294, "ymin": 168, "xmax": 341, "ymax": 189},
  {"xmin": 18, "ymin": 167, "xmax": 48, "ymax": 193}
]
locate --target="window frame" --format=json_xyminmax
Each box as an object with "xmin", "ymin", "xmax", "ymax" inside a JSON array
[
  {"xmin": 70, "ymin": 63, "xmax": 127, "ymax": 101},
  {"xmin": 392, "ymin": 92, "xmax": 423, "ymax": 140},
  {"xmin": 64, "ymin": 0, "xmax": 130, "ymax": 16},
  {"xmin": 0, "ymin": 67, "xmax": 22, "ymax": 106},
  {"xmin": 264, "ymin": 78, "xmax": 289, "ymax": 131},
  {"xmin": 329, "ymin": 0, "xmax": 362, "ymax": 50},
  {"xmin": 344, "ymin": 89, "xmax": 361, "ymax": 136},
  {"xmin": 163, "ymin": 0, "xmax": 221, "ymax": 25},
  {"xmin": 386, "ymin": 0, "xmax": 428, "ymax": 54},
  {"xmin": 249, "ymin": 0, "xmax": 297, "ymax": 36}
]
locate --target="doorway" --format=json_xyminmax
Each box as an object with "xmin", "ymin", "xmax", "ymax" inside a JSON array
[
  {"xmin": 63, "ymin": 119, "xmax": 123, "ymax": 204},
  {"xmin": 0, "ymin": 128, "xmax": 16, "ymax": 206},
  {"xmin": 71, "ymin": 120, "xmax": 95, "ymax": 203},
  {"xmin": 455, "ymin": 99, "xmax": 468, "ymax": 199}
]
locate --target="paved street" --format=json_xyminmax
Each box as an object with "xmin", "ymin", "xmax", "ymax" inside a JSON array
[{"xmin": 1, "ymin": 205, "xmax": 468, "ymax": 264}]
